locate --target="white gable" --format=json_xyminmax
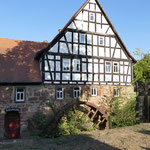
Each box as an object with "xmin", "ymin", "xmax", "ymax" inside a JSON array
[{"xmin": 67, "ymin": 0, "xmax": 114, "ymax": 35}]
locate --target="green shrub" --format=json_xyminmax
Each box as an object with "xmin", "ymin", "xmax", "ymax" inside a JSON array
[
  {"xmin": 58, "ymin": 106, "xmax": 97, "ymax": 136},
  {"xmin": 108, "ymin": 96, "xmax": 139, "ymax": 128}
]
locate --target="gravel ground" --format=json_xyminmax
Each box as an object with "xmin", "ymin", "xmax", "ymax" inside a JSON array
[{"xmin": 0, "ymin": 123, "xmax": 150, "ymax": 150}]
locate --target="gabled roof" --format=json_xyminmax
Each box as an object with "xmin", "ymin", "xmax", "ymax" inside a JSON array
[
  {"xmin": 36, "ymin": 0, "xmax": 136, "ymax": 63},
  {"xmin": 0, "ymin": 38, "xmax": 48, "ymax": 84}
]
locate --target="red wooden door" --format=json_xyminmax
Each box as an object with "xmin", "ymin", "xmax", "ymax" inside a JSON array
[{"xmin": 5, "ymin": 112, "xmax": 20, "ymax": 139}]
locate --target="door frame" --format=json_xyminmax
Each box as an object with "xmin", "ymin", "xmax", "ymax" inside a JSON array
[{"xmin": 4, "ymin": 108, "xmax": 20, "ymax": 139}]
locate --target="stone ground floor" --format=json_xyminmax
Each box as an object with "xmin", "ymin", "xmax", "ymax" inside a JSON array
[{"xmin": 0, "ymin": 84, "xmax": 134, "ymax": 139}]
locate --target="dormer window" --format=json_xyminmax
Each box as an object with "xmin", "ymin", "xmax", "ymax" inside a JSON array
[
  {"xmin": 80, "ymin": 34, "xmax": 85, "ymax": 43},
  {"xmin": 89, "ymin": 13, "xmax": 95, "ymax": 21},
  {"xmin": 16, "ymin": 88, "xmax": 25, "ymax": 102},
  {"xmin": 99, "ymin": 37, "xmax": 104, "ymax": 45}
]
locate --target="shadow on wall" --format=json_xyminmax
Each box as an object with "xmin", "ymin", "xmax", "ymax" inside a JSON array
[{"xmin": 0, "ymin": 39, "xmax": 48, "ymax": 83}]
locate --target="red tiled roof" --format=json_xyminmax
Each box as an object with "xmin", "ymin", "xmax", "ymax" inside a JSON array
[{"xmin": 0, "ymin": 38, "xmax": 48, "ymax": 84}]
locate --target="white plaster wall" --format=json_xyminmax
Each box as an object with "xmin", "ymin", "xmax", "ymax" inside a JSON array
[
  {"xmin": 45, "ymin": 61, "xmax": 49, "ymax": 71},
  {"xmin": 88, "ymin": 63, "xmax": 92, "ymax": 72},
  {"xmin": 79, "ymin": 45, "xmax": 86, "ymax": 55},
  {"xmin": 82, "ymin": 74, "xmax": 87, "ymax": 81},
  {"xmin": 94, "ymin": 64, "xmax": 98, "ymax": 73},
  {"xmin": 105, "ymin": 75, "xmax": 112, "ymax": 81},
  {"xmin": 100, "ymin": 74, "xmax": 104, "ymax": 81},
  {"xmin": 62, "ymin": 73, "xmax": 70, "ymax": 80},
  {"xmin": 82, "ymin": 63, "xmax": 87, "ymax": 72},
  {"xmin": 60, "ymin": 43, "xmax": 68, "ymax": 53},
  {"xmin": 88, "ymin": 74, "xmax": 93, "ymax": 81},
  {"xmin": 72, "ymin": 73, "xmax": 80, "ymax": 81},
  {"xmin": 83, "ymin": 11, "xmax": 88, "ymax": 21},
  {"xmin": 56, "ymin": 61, "xmax": 60, "ymax": 71},
  {"xmin": 50, "ymin": 43, "xmax": 58, "ymax": 53},
  {"xmin": 113, "ymin": 75, "xmax": 119, "ymax": 82},
  {"xmin": 56, "ymin": 73, "xmax": 60, "ymax": 80},
  {"xmin": 93, "ymin": 46, "xmax": 98, "ymax": 56},
  {"xmin": 87, "ymin": 46, "xmax": 92, "ymax": 56},
  {"xmin": 73, "ymin": 33, "xmax": 78, "ymax": 43},
  {"xmin": 66, "ymin": 32, "xmax": 72, "ymax": 42},
  {"xmin": 106, "ymin": 48, "xmax": 110, "ymax": 57},
  {"xmin": 73, "ymin": 44, "xmax": 78, "ymax": 54},
  {"xmin": 100, "ymin": 64, "xmax": 104, "ymax": 73},
  {"xmin": 99, "ymin": 47, "xmax": 104, "ymax": 57},
  {"xmin": 89, "ymin": 23, "xmax": 95, "ymax": 32},
  {"xmin": 49, "ymin": 61, "xmax": 54, "ymax": 71},
  {"xmin": 45, "ymin": 73, "xmax": 51, "ymax": 80}
]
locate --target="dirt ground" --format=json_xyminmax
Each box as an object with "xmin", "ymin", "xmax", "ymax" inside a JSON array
[{"xmin": 0, "ymin": 123, "xmax": 150, "ymax": 150}]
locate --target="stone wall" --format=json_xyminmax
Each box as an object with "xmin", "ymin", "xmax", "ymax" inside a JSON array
[{"xmin": 0, "ymin": 85, "xmax": 134, "ymax": 138}]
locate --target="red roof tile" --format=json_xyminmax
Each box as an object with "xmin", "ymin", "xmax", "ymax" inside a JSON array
[{"xmin": 0, "ymin": 38, "xmax": 48, "ymax": 84}]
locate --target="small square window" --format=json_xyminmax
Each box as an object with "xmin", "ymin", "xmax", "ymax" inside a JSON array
[
  {"xmin": 91, "ymin": 88, "xmax": 97, "ymax": 96},
  {"xmin": 73, "ymin": 87, "xmax": 81, "ymax": 99},
  {"xmin": 56, "ymin": 88, "xmax": 64, "ymax": 99},
  {"xmin": 113, "ymin": 62, "xmax": 119, "ymax": 73},
  {"xmin": 89, "ymin": 13, "xmax": 95, "ymax": 21},
  {"xmin": 99, "ymin": 37, "xmax": 104, "ymax": 45},
  {"xmin": 16, "ymin": 88, "xmax": 25, "ymax": 102},
  {"xmin": 105, "ymin": 62, "xmax": 111, "ymax": 73},
  {"xmin": 114, "ymin": 88, "xmax": 120, "ymax": 97},
  {"xmin": 80, "ymin": 34, "xmax": 85, "ymax": 43}
]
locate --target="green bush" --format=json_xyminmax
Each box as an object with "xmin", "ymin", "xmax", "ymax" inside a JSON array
[
  {"xmin": 58, "ymin": 106, "xmax": 97, "ymax": 136},
  {"xmin": 28, "ymin": 111, "xmax": 58, "ymax": 138},
  {"xmin": 108, "ymin": 96, "xmax": 139, "ymax": 128}
]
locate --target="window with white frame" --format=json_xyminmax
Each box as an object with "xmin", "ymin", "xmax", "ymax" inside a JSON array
[
  {"xmin": 56, "ymin": 88, "xmax": 64, "ymax": 99},
  {"xmin": 91, "ymin": 88, "xmax": 97, "ymax": 96},
  {"xmin": 63, "ymin": 58, "xmax": 70, "ymax": 71},
  {"xmin": 89, "ymin": 13, "xmax": 95, "ymax": 21},
  {"xmin": 99, "ymin": 37, "xmax": 104, "ymax": 45},
  {"xmin": 113, "ymin": 62, "xmax": 119, "ymax": 73},
  {"xmin": 73, "ymin": 59, "xmax": 80, "ymax": 72},
  {"xmin": 80, "ymin": 34, "xmax": 85, "ymax": 43},
  {"xmin": 16, "ymin": 88, "xmax": 25, "ymax": 102},
  {"xmin": 114, "ymin": 88, "xmax": 120, "ymax": 97},
  {"xmin": 73, "ymin": 87, "xmax": 81, "ymax": 99},
  {"xmin": 105, "ymin": 62, "xmax": 111, "ymax": 73}
]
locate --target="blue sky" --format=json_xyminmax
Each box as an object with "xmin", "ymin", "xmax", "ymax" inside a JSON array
[{"xmin": 0, "ymin": 0, "xmax": 150, "ymax": 59}]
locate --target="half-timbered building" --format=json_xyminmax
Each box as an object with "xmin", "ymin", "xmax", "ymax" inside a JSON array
[{"xmin": 0, "ymin": 0, "xmax": 136, "ymax": 139}]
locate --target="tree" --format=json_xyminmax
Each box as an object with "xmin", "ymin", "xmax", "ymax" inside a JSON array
[{"xmin": 134, "ymin": 53, "xmax": 150, "ymax": 83}]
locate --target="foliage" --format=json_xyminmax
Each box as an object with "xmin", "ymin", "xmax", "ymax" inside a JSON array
[
  {"xmin": 58, "ymin": 106, "xmax": 97, "ymax": 136},
  {"xmin": 134, "ymin": 53, "xmax": 150, "ymax": 83},
  {"xmin": 28, "ymin": 111, "xmax": 58, "ymax": 138},
  {"xmin": 108, "ymin": 92, "xmax": 139, "ymax": 128}
]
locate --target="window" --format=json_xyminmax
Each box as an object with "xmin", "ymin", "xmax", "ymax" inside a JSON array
[
  {"xmin": 89, "ymin": 13, "xmax": 95, "ymax": 21},
  {"xmin": 91, "ymin": 88, "xmax": 97, "ymax": 96},
  {"xmin": 63, "ymin": 59, "xmax": 70, "ymax": 71},
  {"xmin": 16, "ymin": 88, "xmax": 25, "ymax": 102},
  {"xmin": 105, "ymin": 62, "xmax": 111, "ymax": 73},
  {"xmin": 73, "ymin": 87, "xmax": 81, "ymax": 99},
  {"xmin": 80, "ymin": 34, "xmax": 85, "ymax": 43},
  {"xmin": 114, "ymin": 88, "xmax": 120, "ymax": 97},
  {"xmin": 56, "ymin": 88, "xmax": 64, "ymax": 99},
  {"xmin": 99, "ymin": 37, "xmax": 104, "ymax": 45},
  {"xmin": 113, "ymin": 62, "xmax": 119, "ymax": 73},
  {"xmin": 73, "ymin": 59, "xmax": 80, "ymax": 72}
]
